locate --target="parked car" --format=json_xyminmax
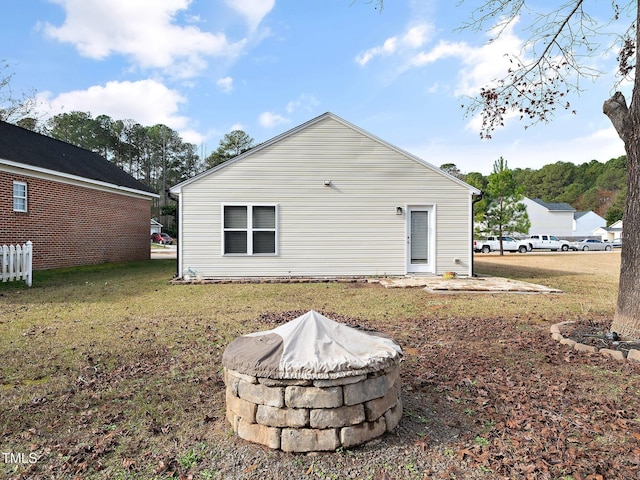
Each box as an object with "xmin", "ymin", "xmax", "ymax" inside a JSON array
[
  {"xmin": 525, "ymin": 234, "xmax": 570, "ymax": 252},
  {"xmin": 151, "ymin": 232, "xmax": 165, "ymax": 244},
  {"xmin": 474, "ymin": 236, "xmax": 529, "ymax": 253},
  {"xmin": 570, "ymin": 239, "xmax": 612, "ymax": 251},
  {"xmin": 160, "ymin": 233, "xmax": 174, "ymax": 245},
  {"xmin": 612, "ymin": 238, "xmax": 623, "ymax": 248}
]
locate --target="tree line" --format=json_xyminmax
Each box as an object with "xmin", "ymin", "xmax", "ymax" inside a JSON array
[
  {"xmin": 12, "ymin": 111, "xmax": 255, "ymax": 236},
  {"xmin": 443, "ymin": 155, "xmax": 627, "ymax": 227}
]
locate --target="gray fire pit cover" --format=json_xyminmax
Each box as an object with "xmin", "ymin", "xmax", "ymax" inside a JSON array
[{"xmin": 222, "ymin": 310, "xmax": 402, "ymax": 380}]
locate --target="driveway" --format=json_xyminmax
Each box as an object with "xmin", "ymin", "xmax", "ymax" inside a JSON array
[{"xmin": 151, "ymin": 245, "xmax": 177, "ymax": 259}]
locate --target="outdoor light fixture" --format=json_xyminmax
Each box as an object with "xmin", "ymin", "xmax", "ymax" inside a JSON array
[
  {"xmin": 396, "ymin": 206, "xmax": 403, "ymax": 215},
  {"xmin": 323, "ymin": 179, "xmax": 331, "ymax": 186}
]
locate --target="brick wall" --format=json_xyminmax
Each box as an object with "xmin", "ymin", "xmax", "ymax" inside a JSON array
[{"xmin": 1, "ymin": 171, "xmax": 152, "ymax": 270}]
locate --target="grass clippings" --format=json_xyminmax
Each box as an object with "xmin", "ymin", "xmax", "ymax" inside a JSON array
[{"xmin": 1, "ymin": 251, "xmax": 640, "ymax": 479}]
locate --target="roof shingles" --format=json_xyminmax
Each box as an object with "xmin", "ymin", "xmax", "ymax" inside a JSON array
[
  {"xmin": 0, "ymin": 120, "xmax": 155, "ymax": 194},
  {"xmin": 531, "ymin": 198, "xmax": 575, "ymax": 212}
]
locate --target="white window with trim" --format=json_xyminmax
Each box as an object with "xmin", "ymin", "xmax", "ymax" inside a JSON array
[
  {"xmin": 13, "ymin": 181, "xmax": 27, "ymax": 212},
  {"xmin": 223, "ymin": 204, "xmax": 278, "ymax": 255}
]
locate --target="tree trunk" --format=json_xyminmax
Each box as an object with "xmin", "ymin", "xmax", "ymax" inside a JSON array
[
  {"xmin": 611, "ymin": 141, "xmax": 640, "ymax": 338},
  {"xmin": 605, "ymin": 4, "xmax": 640, "ymax": 338}
]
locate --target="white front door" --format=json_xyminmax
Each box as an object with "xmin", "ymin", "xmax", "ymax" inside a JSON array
[{"xmin": 407, "ymin": 206, "xmax": 434, "ymax": 274}]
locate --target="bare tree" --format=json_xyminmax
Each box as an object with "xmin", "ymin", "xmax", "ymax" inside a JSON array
[
  {"xmin": 453, "ymin": 1, "xmax": 640, "ymax": 338},
  {"xmin": 0, "ymin": 61, "xmax": 41, "ymax": 126},
  {"xmin": 370, "ymin": 1, "xmax": 639, "ymax": 338}
]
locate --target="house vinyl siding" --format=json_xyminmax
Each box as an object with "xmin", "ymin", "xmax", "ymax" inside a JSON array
[
  {"xmin": 573, "ymin": 211, "xmax": 606, "ymax": 237},
  {"xmin": 174, "ymin": 115, "xmax": 476, "ymax": 278},
  {"xmin": 522, "ymin": 197, "xmax": 575, "ymax": 236}
]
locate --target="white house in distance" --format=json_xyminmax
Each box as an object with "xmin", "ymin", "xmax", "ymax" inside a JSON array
[
  {"xmin": 521, "ymin": 197, "xmax": 575, "ymax": 237},
  {"xmin": 594, "ymin": 219, "xmax": 623, "ymax": 242},
  {"xmin": 573, "ymin": 211, "xmax": 606, "ymax": 237},
  {"xmin": 150, "ymin": 219, "xmax": 163, "ymax": 235},
  {"xmin": 169, "ymin": 112, "xmax": 480, "ymax": 279}
]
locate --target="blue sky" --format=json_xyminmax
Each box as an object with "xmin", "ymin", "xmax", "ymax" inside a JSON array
[{"xmin": 1, "ymin": 0, "xmax": 629, "ymax": 175}]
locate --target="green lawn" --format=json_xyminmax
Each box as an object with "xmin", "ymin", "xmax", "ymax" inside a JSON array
[{"xmin": 1, "ymin": 253, "xmax": 637, "ymax": 479}]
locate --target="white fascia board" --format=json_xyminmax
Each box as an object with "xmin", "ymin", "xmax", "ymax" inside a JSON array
[{"xmin": 0, "ymin": 158, "xmax": 158, "ymax": 199}]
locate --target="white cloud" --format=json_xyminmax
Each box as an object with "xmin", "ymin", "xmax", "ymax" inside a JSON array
[
  {"xmin": 179, "ymin": 129, "xmax": 205, "ymax": 145},
  {"xmin": 506, "ymin": 127, "xmax": 625, "ymax": 168},
  {"xmin": 407, "ymin": 125, "xmax": 625, "ymax": 176},
  {"xmin": 43, "ymin": 0, "xmax": 246, "ymax": 77},
  {"xmin": 257, "ymin": 94, "xmax": 319, "ymax": 131},
  {"xmin": 259, "ymin": 111, "xmax": 288, "ymax": 128},
  {"xmin": 403, "ymin": 24, "xmax": 430, "ymax": 48},
  {"xmin": 285, "ymin": 94, "xmax": 320, "ymax": 114},
  {"xmin": 355, "ymin": 23, "xmax": 432, "ymax": 66},
  {"xmin": 356, "ymin": 17, "xmax": 524, "ymax": 102},
  {"xmin": 453, "ymin": 26, "xmax": 524, "ymax": 97},
  {"xmin": 217, "ymin": 76, "xmax": 234, "ymax": 93},
  {"xmin": 225, "ymin": 0, "xmax": 275, "ymax": 31},
  {"xmin": 40, "ymin": 79, "xmax": 190, "ymax": 130},
  {"xmin": 463, "ymin": 108, "xmax": 521, "ymax": 135},
  {"xmin": 409, "ymin": 40, "xmax": 470, "ymax": 67}
]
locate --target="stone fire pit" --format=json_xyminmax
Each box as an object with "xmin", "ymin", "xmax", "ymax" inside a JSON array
[{"xmin": 222, "ymin": 310, "xmax": 403, "ymax": 452}]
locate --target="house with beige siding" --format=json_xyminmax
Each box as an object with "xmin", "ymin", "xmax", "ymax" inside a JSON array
[{"xmin": 169, "ymin": 113, "xmax": 480, "ymax": 279}]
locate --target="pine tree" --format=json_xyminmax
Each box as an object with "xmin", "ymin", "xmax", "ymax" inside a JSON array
[{"xmin": 483, "ymin": 158, "xmax": 531, "ymax": 255}]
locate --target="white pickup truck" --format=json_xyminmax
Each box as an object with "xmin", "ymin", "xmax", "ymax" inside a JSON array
[
  {"xmin": 525, "ymin": 234, "xmax": 570, "ymax": 252},
  {"xmin": 474, "ymin": 236, "xmax": 530, "ymax": 253}
]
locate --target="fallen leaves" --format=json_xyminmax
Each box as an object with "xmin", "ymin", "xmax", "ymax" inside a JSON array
[
  {"xmin": 398, "ymin": 317, "xmax": 640, "ymax": 479},
  {"xmin": 5, "ymin": 302, "xmax": 640, "ymax": 479}
]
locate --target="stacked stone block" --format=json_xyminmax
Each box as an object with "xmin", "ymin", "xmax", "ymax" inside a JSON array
[{"xmin": 225, "ymin": 365, "xmax": 402, "ymax": 452}]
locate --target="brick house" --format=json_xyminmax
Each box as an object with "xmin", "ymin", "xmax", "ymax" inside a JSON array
[{"xmin": 0, "ymin": 120, "xmax": 157, "ymax": 270}]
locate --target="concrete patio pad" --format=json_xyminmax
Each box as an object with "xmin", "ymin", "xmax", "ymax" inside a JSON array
[{"xmin": 377, "ymin": 276, "xmax": 562, "ymax": 294}]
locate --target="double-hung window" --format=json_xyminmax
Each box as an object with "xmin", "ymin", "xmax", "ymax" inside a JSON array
[
  {"xmin": 223, "ymin": 204, "xmax": 277, "ymax": 255},
  {"xmin": 13, "ymin": 181, "xmax": 27, "ymax": 212}
]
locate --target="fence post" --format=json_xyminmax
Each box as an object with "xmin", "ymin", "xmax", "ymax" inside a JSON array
[
  {"xmin": 25, "ymin": 241, "xmax": 32, "ymax": 287},
  {"xmin": 9, "ymin": 244, "xmax": 16, "ymax": 281},
  {"xmin": 1, "ymin": 244, "xmax": 7, "ymax": 282}
]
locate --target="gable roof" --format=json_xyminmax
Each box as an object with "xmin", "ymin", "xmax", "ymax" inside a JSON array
[
  {"xmin": 574, "ymin": 211, "xmax": 604, "ymax": 221},
  {"xmin": 0, "ymin": 120, "xmax": 156, "ymax": 195},
  {"xmin": 594, "ymin": 226, "xmax": 623, "ymax": 233},
  {"xmin": 529, "ymin": 198, "xmax": 575, "ymax": 212},
  {"xmin": 170, "ymin": 112, "xmax": 480, "ymax": 194}
]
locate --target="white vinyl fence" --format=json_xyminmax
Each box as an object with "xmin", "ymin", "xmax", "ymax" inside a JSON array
[{"xmin": 1, "ymin": 241, "xmax": 32, "ymax": 287}]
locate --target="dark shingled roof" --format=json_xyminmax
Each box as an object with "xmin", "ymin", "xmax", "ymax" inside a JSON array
[
  {"xmin": 0, "ymin": 120, "xmax": 156, "ymax": 195},
  {"xmin": 530, "ymin": 198, "xmax": 575, "ymax": 212}
]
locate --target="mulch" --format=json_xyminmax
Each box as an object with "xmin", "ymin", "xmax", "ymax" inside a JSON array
[{"xmin": 564, "ymin": 319, "xmax": 640, "ymax": 354}]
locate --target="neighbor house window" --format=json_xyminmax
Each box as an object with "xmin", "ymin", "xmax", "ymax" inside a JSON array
[
  {"xmin": 13, "ymin": 181, "xmax": 27, "ymax": 212},
  {"xmin": 223, "ymin": 204, "xmax": 277, "ymax": 255}
]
